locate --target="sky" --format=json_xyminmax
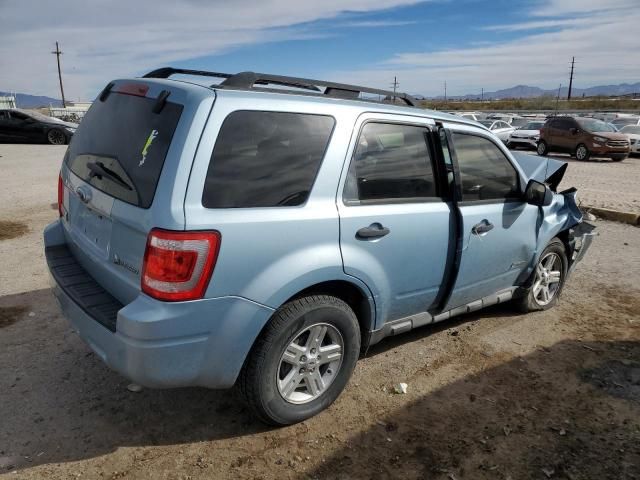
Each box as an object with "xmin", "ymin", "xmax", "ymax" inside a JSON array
[{"xmin": 0, "ymin": 0, "xmax": 638, "ymax": 100}]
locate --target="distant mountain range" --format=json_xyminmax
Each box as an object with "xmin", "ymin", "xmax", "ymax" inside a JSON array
[
  {"xmin": 435, "ymin": 82, "xmax": 640, "ymax": 100},
  {"xmin": 3, "ymin": 81, "xmax": 640, "ymax": 107},
  {"xmin": 0, "ymin": 91, "xmax": 63, "ymax": 108}
]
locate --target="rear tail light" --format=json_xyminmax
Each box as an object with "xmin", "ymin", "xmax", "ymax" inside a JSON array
[
  {"xmin": 141, "ymin": 229, "xmax": 221, "ymax": 301},
  {"xmin": 57, "ymin": 173, "xmax": 64, "ymax": 217}
]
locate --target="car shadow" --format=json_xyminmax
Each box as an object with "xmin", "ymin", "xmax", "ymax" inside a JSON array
[
  {"xmin": 0, "ymin": 288, "xmax": 269, "ymax": 472},
  {"xmin": 309, "ymin": 339, "xmax": 640, "ymax": 480}
]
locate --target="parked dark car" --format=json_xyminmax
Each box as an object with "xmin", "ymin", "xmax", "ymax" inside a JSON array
[
  {"xmin": 537, "ymin": 116, "xmax": 629, "ymax": 161},
  {"xmin": 0, "ymin": 108, "xmax": 77, "ymax": 145}
]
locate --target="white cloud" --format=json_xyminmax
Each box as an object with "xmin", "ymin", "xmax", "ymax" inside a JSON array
[
  {"xmin": 0, "ymin": 0, "xmax": 419, "ymax": 99},
  {"xmin": 333, "ymin": 0, "xmax": 640, "ymax": 96}
]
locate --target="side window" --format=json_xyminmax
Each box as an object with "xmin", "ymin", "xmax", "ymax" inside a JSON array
[
  {"xmin": 557, "ymin": 119, "xmax": 573, "ymax": 131},
  {"xmin": 344, "ymin": 122, "xmax": 437, "ymax": 203},
  {"xmin": 9, "ymin": 112, "xmax": 28, "ymax": 121},
  {"xmin": 451, "ymin": 132, "xmax": 520, "ymax": 202},
  {"xmin": 202, "ymin": 111, "xmax": 335, "ymax": 208}
]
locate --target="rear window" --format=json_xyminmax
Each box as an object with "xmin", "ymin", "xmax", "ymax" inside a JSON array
[
  {"xmin": 65, "ymin": 91, "xmax": 183, "ymax": 208},
  {"xmin": 202, "ymin": 111, "xmax": 335, "ymax": 208}
]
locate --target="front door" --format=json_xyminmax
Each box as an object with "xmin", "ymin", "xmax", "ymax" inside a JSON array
[
  {"xmin": 441, "ymin": 125, "xmax": 538, "ymax": 309},
  {"xmin": 338, "ymin": 115, "xmax": 453, "ymax": 326}
]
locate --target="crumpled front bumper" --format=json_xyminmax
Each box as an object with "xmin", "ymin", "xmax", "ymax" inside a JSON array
[{"xmin": 567, "ymin": 221, "xmax": 597, "ymax": 273}]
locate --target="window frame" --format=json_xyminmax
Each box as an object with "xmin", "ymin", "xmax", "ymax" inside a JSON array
[
  {"xmin": 443, "ymin": 129, "xmax": 524, "ymax": 206},
  {"xmin": 201, "ymin": 109, "xmax": 337, "ymax": 210},
  {"xmin": 342, "ymin": 119, "xmax": 446, "ymax": 206}
]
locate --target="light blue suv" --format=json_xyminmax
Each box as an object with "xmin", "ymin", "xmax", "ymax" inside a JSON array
[{"xmin": 45, "ymin": 68, "xmax": 595, "ymax": 425}]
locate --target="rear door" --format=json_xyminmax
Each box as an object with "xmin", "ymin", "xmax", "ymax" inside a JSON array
[
  {"xmin": 60, "ymin": 81, "xmax": 210, "ymax": 303},
  {"xmin": 553, "ymin": 118, "xmax": 576, "ymax": 152},
  {"xmin": 338, "ymin": 114, "xmax": 453, "ymax": 325},
  {"xmin": 440, "ymin": 124, "xmax": 538, "ymax": 309}
]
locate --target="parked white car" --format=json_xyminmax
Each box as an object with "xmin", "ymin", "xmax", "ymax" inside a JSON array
[
  {"xmin": 621, "ymin": 125, "xmax": 640, "ymax": 155},
  {"xmin": 507, "ymin": 120, "xmax": 546, "ymax": 150},
  {"xmin": 478, "ymin": 120, "xmax": 515, "ymax": 142},
  {"xmin": 453, "ymin": 111, "xmax": 482, "ymax": 121},
  {"xmin": 612, "ymin": 116, "xmax": 640, "ymax": 129}
]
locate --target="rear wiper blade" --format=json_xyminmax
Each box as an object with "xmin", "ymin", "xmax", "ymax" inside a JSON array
[{"xmin": 87, "ymin": 161, "xmax": 133, "ymax": 191}]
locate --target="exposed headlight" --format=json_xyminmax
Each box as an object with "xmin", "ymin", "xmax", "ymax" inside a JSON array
[
  {"xmin": 594, "ymin": 136, "xmax": 608, "ymax": 143},
  {"xmin": 65, "ymin": 127, "xmax": 76, "ymax": 133}
]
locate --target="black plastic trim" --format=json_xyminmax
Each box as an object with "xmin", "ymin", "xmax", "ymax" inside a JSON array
[{"xmin": 46, "ymin": 245, "xmax": 122, "ymax": 332}]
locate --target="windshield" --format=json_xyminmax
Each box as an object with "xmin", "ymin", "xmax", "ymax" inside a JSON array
[
  {"xmin": 522, "ymin": 122, "xmax": 545, "ymax": 130},
  {"xmin": 510, "ymin": 118, "xmax": 527, "ymax": 127},
  {"xmin": 479, "ymin": 120, "xmax": 494, "ymax": 127},
  {"xmin": 576, "ymin": 118, "xmax": 617, "ymax": 133},
  {"xmin": 621, "ymin": 126, "xmax": 640, "ymax": 135}
]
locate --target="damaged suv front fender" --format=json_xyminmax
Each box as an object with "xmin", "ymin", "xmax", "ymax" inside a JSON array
[{"xmin": 511, "ymin": 153, "xmax": 597, "ymax": 284}]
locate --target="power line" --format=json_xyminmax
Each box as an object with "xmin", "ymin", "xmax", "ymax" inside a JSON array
[
  {"xmin": 567, "ymin": 56, "xmax": 575, "ymax": 101},
  {"xmin": 51, "ymin": 41, "xmax": 66, "ymax": 108},
  {"xmin": 390, "ymin": 76, "xmax": 399, "ymax": 101}
]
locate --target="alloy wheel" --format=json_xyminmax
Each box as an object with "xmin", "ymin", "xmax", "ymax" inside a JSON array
[
  {"xmin": 277, "ymin": 323, "xmax": 344, "ymax": 404},
  {"xmin": 532, "ymin": 252, "xmax": 562, "ymax": 306},
  {"xmin": 47, "ymin": 129, "xmax": 66, "ymax": 145},
  {"xmin": 576, "ymin": 145, "xmax": 588, "ymax": 160}
]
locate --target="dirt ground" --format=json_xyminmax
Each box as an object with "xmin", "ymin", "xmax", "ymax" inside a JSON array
[{"xmin": 0, "ymin": 145, "xmax": 639, "ymax": 480}]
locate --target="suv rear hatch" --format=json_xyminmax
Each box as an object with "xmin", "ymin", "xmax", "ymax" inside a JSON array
[{"xmin": 59, "ymin": 79, "xmax": 214, "ymax": 305}]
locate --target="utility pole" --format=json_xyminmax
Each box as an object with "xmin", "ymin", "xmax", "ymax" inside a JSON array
[
  {"xmin": 481, "ymin": 87, "xmax": 484, "ymax": 102},
  {"xmin": 555, "ymin": 83, "xmax": 562, "ymax": 115},
  {"xmin": 51, "ymin": 41, "xmax": 66, "ymax": 108},
  {"xmin": 390, "ymin": 76, "xmax": 399, "ymax": 102},
  {"xmin": 444, "ymin": 81, "xmax": 447, "ymax": 102},
  {"xmin": 567, "ymin": 56, "xmax": 575, "ymax": 101}
]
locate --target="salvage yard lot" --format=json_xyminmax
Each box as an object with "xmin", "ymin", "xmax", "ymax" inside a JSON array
[{"xmin": 0, "ymin": 145, "xmax": 639, "ymax": 479}]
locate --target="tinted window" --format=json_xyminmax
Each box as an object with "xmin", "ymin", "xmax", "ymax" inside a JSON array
[
  {"xmin": 65, "ymin": 91, "xmax": 183, "ymax": 208},
  {"xmin": 555, "ymin": 118, "xmax": 576, "ymax": 131},
  {"xmin": 202, "ymin": 111, "xmax": 334, "ymax": 208},
  {"xmin": 344, "ymin": 122, "xmax": 436, "ymax": 203},
  {"xmin": 452, "ymin": 133, "xmax": 520, "ymax": 201}
]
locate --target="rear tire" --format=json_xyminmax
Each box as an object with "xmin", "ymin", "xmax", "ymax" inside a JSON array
[
  {"xmin": 575, "ymin": 143, "xmax": 590, "ymax": 161},
  {"xmin": 47, "ymin": 128, "xmax": 67, "ymax": 145},
  {"xmin": 515, "ymin": 239, "xmax": 568, "ymax": 313},
  {"xmin": 537, "ymin": 140, "xmax": 548, "ymax": 156},
  {"xmin": 239, "ymin": 295, "xmax": 360, "ymax": 426}
]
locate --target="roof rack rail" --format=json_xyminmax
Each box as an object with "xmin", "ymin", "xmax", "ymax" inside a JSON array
[{"xmin": 141, "ymin": 67, "xmax": 419, "ymax": 107}]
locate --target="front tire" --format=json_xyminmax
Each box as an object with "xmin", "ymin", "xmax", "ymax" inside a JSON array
[
  {"xmin": 47, "ymin": 128, "xmax": 67, "ymax": 145},
  {"xmin": 537, "ymin": 140, "xmax": 549, "ymax": 156},
  {"xmin": 239, "ymin": 295, "xmax": 361, "ymax": 426},
  {"xmin": 515, "ymin": 238, "xmax": 568, "ymax": 312},
  {"xmin": 575, "ymin": 143, "xmax": 590, "ymax": 161}
]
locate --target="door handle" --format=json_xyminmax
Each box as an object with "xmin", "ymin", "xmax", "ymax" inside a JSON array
[
  {"xmin": 356, "ymin": 223, "xmax": 390, "ymax": 240},
  {"xmin": 471, "ymin": 220, "xmax": 494, "ymax": 236}
]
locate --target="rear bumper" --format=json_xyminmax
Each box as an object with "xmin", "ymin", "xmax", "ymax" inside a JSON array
[{"xmin": 44, "ymin": 220, "xmax": 274, "ymax": 389}]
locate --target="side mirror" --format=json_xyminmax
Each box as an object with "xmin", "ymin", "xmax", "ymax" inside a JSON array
[
  {"xmin": 524, "ymin": 179, "xmax": 553, "ymax": 207},
  {"xmin": 569, "ymin": 127, "xmax": 579, "ymax": 135}
]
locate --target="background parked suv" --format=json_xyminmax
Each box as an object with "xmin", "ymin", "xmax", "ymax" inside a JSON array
[{"xmin": 537, "ymin": 116, "xmax": 630, "ymax": 161}]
